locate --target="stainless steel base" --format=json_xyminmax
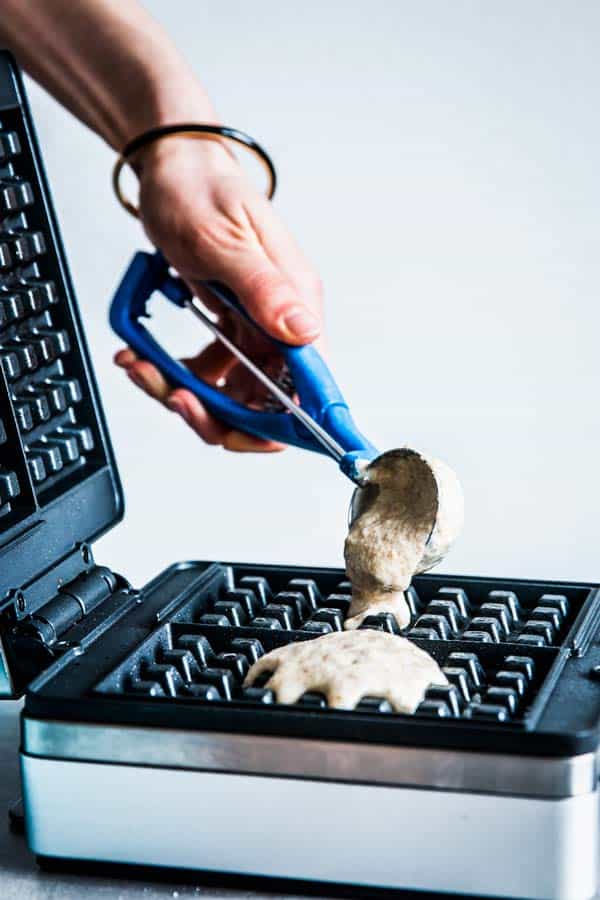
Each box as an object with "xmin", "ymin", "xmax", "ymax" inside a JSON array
[
  {"xmin": 21, "ymin": 718, "xmax": 598, "ymax": 798},
  {"xmin": 20, "ymin": 722, "xmax": 600, "ymax": 900}
]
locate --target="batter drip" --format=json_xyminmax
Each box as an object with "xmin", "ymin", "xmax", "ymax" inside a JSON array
[{"xmin": 243, "ymin": 629, "xmax": 447, "ymax": 713}]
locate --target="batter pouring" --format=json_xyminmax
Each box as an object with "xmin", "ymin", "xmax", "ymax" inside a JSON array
[
  {"xmin": 344, "ymin": 448, "xmax": 464, "ymax": 629},
  {"xmin": 244, "ymin": 447, "xmax": 463, "ymax": 712}
]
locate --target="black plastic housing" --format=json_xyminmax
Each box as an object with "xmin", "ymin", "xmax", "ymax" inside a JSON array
[
  {"xmin": 0, "ymin": 53, "xmax": 123, "ymax": 630},
  {"xmin": 23, "ymin": 561, "xmax": 600, "ymax": 757}
]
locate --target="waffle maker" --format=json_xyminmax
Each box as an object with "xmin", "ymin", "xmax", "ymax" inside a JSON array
[{"xmin": 1, "ymin": 51, "xmax": 600, "ymax": 900}]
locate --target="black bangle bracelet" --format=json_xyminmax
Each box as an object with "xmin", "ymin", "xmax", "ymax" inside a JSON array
[{"xmin": 112, "ymin": 123, "xmax": 277, "ymax": 218}]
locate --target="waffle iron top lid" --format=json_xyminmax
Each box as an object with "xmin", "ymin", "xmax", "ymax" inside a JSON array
[{"xmin": 0, "ymin": 52, "xmax": 123, "ymax": 672}]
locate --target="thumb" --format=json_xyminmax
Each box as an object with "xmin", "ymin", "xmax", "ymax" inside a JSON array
[{"xmin": 223, "ymin": 253, "xmax": 321, "ymax": 345}]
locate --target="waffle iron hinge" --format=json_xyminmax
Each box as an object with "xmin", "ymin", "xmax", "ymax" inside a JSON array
[
  {"xmin": 21, "ymin": 565, "xmax": 118, "ymax": 646},
  {"xmin": 0, "ymin": 550, "xmax": 120, "ymax": 698}
]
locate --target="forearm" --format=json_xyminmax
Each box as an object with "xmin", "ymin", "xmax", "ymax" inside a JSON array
[{"xmin": 0, "ymin": 0, "xmax": 217, "ymax": 149}]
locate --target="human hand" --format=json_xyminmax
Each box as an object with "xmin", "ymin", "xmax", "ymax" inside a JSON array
[{"xmin": 114, "ymin": 136, "xmax": 323, "ymax": 452}]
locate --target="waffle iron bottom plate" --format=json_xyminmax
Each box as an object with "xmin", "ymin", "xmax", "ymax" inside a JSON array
[{"xmin": 18, "ymin": 560, "xmax": 600, "ymax": 900}]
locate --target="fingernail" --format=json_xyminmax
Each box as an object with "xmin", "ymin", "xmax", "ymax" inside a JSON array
[
  {"xmin": 168, "ymin": 398, "xmax": 191, "ymax": 424},
  {"xmin": 280, "ymin": 307, "xmax": 319, "ymax": 340}
]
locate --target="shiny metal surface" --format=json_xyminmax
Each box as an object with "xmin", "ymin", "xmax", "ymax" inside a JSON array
[
  {"xmin": 0, "ymin": 635, "xmax": 14, "ymax": 698},
  {"xmin": 21, "ymin": 754, "xmax": 600, "ymax": 900},
  {"xmin": 0, "ymin": 701, "xmax": 306, "ymax": 900},
  {"xmin": 22, "ymin": 716, "xmax": 597, "ymax": 798}
]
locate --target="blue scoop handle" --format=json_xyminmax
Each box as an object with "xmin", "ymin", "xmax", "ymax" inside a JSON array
[{"xmin": 110, "ymin": 250, "xmax": 377, "ymax": 471}]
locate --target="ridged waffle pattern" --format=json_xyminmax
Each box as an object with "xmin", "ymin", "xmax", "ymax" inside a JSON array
[
  {"xmin": 0, "ymin": 111, "xmax": 101, "ymax": 521},
  {"xmin": 96, "ymin": 568, "xmax": 577, "ymax": 723}
]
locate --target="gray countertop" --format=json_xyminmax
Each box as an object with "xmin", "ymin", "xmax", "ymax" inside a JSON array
[{"xmin": 0, "ymin": 701, "xmax": 337, "ymax": 900}]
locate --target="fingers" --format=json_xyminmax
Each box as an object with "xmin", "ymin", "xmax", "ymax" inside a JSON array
[
  {"xmin": 128, "ymin": 360, "xmax": 171, "ymax": 402},
  {"xmin": 114, "ymin": 345, "xmax": 285, "ymax": 453},
  {"xmin": 167, "ymin": 389, "xmax": 284, "ymax": 453},
  {"xmin": 222, "ymin": 431, "xmax": 284, "ymax": 453},
  {"xmin": 165, "ymin": 390, "xmax": 228, "ymax": 445},
  {"xmin": 114, "ymin": 340, "xmax": 234, "ymax": 403},
  {"xmin": 114, "ymin": 348, "xmax": 136, "ymax": 368},
  {"xmin": 223, "ymin": 254, "xmax": 321, "ymax": 346},
  {"xmin": 231, "ymin": 194, "xmax": 323, "ymax": 344},
  {"xmin": 114, "ymin": 348, "xmax": 170, "ymax": 400},
  {"xmin": 182, "ymin": 339, "xmax": 235, "ymax": 382}
]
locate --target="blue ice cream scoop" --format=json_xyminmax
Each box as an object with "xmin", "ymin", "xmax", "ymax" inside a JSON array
[{"xmin": 110, "ymin": 249, "xmax": 378, "ymax": 484}]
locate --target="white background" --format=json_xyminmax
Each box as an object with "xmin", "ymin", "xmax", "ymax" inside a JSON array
[{"xmin": 23, "ymin": 1, "xmax": 600, "ymax": 586}]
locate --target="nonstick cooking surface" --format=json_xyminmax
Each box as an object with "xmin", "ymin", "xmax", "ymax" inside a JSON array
[
  {"xmin": 95, "ymin": 565, "xmax": 588, "ymax": 726},
  {"xmin": 0, "ymin": 106, "xmax": 105, "ymax": 525}
]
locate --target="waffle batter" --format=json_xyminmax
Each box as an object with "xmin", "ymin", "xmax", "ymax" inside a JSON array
[
  {"xmin": 344, "ymin": 449, "xmax": 464, "ymax": 629},
  {"xmin": 245, "ymin": 448, "xmax": 462, "ymax": 712},
  {"xmin": 244, "ymin": 629, "xmax": 447, "ymax": 713}
]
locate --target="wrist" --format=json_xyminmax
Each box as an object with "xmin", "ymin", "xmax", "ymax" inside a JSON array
[
  {"xmin": 132, "ymin": 133, "xmax": 240, "ymax": 180},
  {"xmin": 108, "ymin": 56, "xmax": 219, "ymax": 151}
]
